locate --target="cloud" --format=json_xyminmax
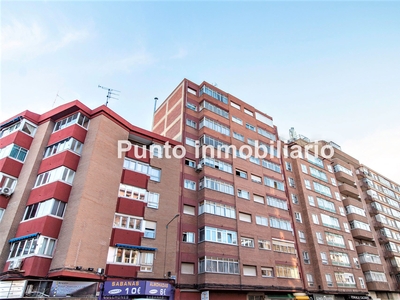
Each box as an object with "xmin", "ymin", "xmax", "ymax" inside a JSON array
[{"xmin": 1, "ymin": 17, "xmax": 90, "ymax": 62}]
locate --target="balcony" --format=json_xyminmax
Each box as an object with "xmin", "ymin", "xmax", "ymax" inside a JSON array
[
  {"xmin": 368, "ymin": 207, "xmax": 379, "ymax": 215},
  {"xmin": 377, "ymin": 234, "xmax": 389, "ymax": 244},
  {"xmin": 361, "ymin": 262, "xmax": 384, "ymax": 273},
  {"xmin": 343, "ymin": 197, "xmax": 362, "ymax": 207},
  {"xmin": 390, "ymin": 265, "xmax": 400, "ymax": 275},
  {"xmin": 373, "ymin": 221, "xmax": 384, "ymax": 229},
  {"xmin": 338, "ymin": 183, "xmax": 360, "ymax": 198},
  {"xmin": 356, "ymin": 244, "xmax": 379, "ymax": 255},
  {"xmin": 335, "ymin": 171, "xmax": 356, "ymax": 185},
  {"xmin": 366, "ymin": 281, "xmax": 390, "ymax": 291},
  {"xmin": 383, "ymin": 250, "xmax": 396, "ymax": 258},
  {"xmin": 361, "ymin": 181, "xmax": 374, "ymax": 191},
  {"xmin": 351, "ymin": 228, "xmax": 374, "ymax": 240}
]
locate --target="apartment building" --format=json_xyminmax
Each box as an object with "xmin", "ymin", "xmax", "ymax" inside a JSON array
[
  {"xmin": 153, "ymin": 79, "xmax": 306, "ymax": 300},
  {"xmin": 0, "ymin": 101, "xmax": 180, "ymax": 299}
]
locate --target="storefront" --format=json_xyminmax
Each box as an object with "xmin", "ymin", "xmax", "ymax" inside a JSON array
[{"xmin": 99, "ymin": 280, "xmax": 174, "ymax": 300}]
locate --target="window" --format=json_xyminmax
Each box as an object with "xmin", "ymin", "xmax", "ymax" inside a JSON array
[
  {"xmin": 185, "ymin": 137, "xmax": 196, "ymax": 147},
  {"xmin": 199, "ymin": 227, "xmax": 238, "ymax": 245},
  {"xmin": 200, "ymin": 156, "xmax": 232, "ymax": 173},
  {"xmin": 345, "ymin": 205, "xmax": 366, "ymax": 217},
  {"xmin": 335, "ymin": 272, "xmax": 356, "ymax": 287},
  {"xmin": 23, "ymin": 199, "xmax": 66, "ymax": 220},
  {"xmin": 307, "ymin": 155, "xmax": 324, "ymax": 168},
  {"xmin": 233, "ymin": 132, "xmax": 244, "ymax": 141},
  {"xmin": 8, "ymin": 235, "xmax": 56, "ymax": 259},
  {"xmin": 264, "ymin": 177, "xmax": 285, "ymax": 191},
  {"xmin": 199, "ymin": 131, "xmax": 237, "ymax": 153},
  {"xmin": 199, "ymin": 177, "xmax": 234, "ymax": 195},
  {"xmin": 348, "ymin": 240, "xmax": 354, "ymax": 250},
  {"xmin": 308, "ymin": 195, "xmax": 315, "ymax": 206},
  {"xmin": 272, "ymin": 239, "xmax": 296, "ymax": 254},
  {"xmin": 243, "ymin": 265, "xmax": 257, "ymax": 276},
  {"xmin": 148, "ymin": 192, "xmax": 161, "ymax": 209},
  {"xmin": 313, "ymin": 182, "xmax": 332, "ymax": 197},
  {"xmin": 232, "ymin": 115, "xmax": 243, "ymax": 125},
  {"xmin": 119, "ymin": 184, "xmax": 147, "ymax": 201},
  {"xmin": 237, "ymin": 189, "xmax": 250, "ymax": 199},
  {"xmin": 358, "ymin": 253, "xmax": 381, "ymax": 264},
  {"xmin": 312, "ymin": 214, "xmax": 319, "ymax": 224},
  {"xmin": 364, "ymin": 271, "xmax": 388, "ymax": 283},
  {"xmin": 321, "ymin": 252, "xmax": 328, "ymax": 264},
  {"xmin": 34, "ymin": 166, "xmax": 75, "ymax": 187},
  {"xmin": 317, "ymin": 197, "xmax": 336, "ymax": 212},
  {"xmin": 326, "ymin": 274, "xmax": 333, "ymax": 286},
  {"xmin": 262, "ymin": 160, "xmax": 281, "ymax": 173},
  {"xmin": 291, "ymin": 194, "xmax": 299, "ymax": 204},
  {"xmin": 199, "ymin": 86, "xmax": 228, "ymax": 104},
  {"xmin": 200, "ymin": 100, "xmax": 229, "ymax": 118},
  {"xmin": 331, "ymin": 178, "xmax": 337, "ymax": 186},
  {"xmin": 258, "ymin": 240, "xmax": 271, "ymax": 250},
  {"xmin": 288, "ymin": 177, "xmax": 296, "ymax": 188},
  {"xmin": 304, "ymin": 180, "xmax": 311, "ymax": 190},
  {"xmin": 231, "ymin": 102, "xmax": 240, "ymax": 109},
  {"xmin": 353, "ymin": 258, "xmax": 360, "ymax": 268},
  {"xmin": 333, "ymin": 164, "xmax": 353, "ymax": 176},
  {"xmin": 0, "ymin": 208, "xmax": 4, "ymax": 222},
  {"xmin": 185, "ymin": 159, "xmax": 196, "ymax": 168},
  {"xmin": 244, "ymin": 108, "xmax": 253, "ymax": 116},
  {"xmin": 307, "ymin": 274, "xmax": 314, "ymax": 286},
  {"xmin": 0, "ymin": 144, "xmax": 28, "ymax": 162},
  {"xmin": 261, "ymin": 267, "xmax": 274, "ymax": 277},
  {"xmin": 255, "ymin": 215, "xmax": 268, "ymax": 226},
  {"xmin": 144, "ymin": 221, "xmax": 156, "ymax": 238},
  {"xmin": 199, "ymin": 256, "xmax": 239, "ymax": 274},
  {"xmin": 335, "ymin": 192, "xmax": 341, "ymax": 201},
  {"xmin": 359, "ymin": 277, "xmax": 365, "ymax": 289},
  {"xmin": 186, "ymin": 102, "xmax": 197, "ymax": 111},
  {"xmin": 321, "ymin": 214, "xmax": 340, "ymax": 229},
  {"xmin": 339, "ymin": 206, "xmax": 345, "ymax": 216},
  {"xmin": 285, "ymin": 162, "xmax": 292, "ymax": 171},
  {"xmin": 239, "ymin": 212, "xmax": 252, "ymax": 223},
  {"xmin": 246, "ymin": 123, "xmax": 256, "ymax": 131},
  {"xmin": 199, "ymin": 200, "xmax": 236, "ymax": 219},
  {"xmin": 303, "ymin": 251, "xmax": 310, "ymax": 264},
  {"xmin": 330, "ymin": 251, "xmax": 350, "ymax": 267},
  {"xmin": 44, "ymin": 137, "xmax": 83, "ymax": 158},
  {"xmin": 199, "ymin": 117, "xmax": 230, "ymax": 136},
  {"xmin": 270, "ymin": 217, "xmax": 292, "ymax": 231},
  {"xmin": 123, "ymin": 158, "xmax": 161, "ymax": 182},
  {"xmin": 257, "ymin": 127, "xmax": 276, "ymax": 141},
  {"xmin": 294, "ymin": 212, "xmax": 302, "ymax": 223},
  {"xmin": 241, "ymin": 237, "xmax": 255, "ymax": 248},
  {"xmin": 182, "ymin": 232, "xmax": 195, "ymax": 243},
  {"xmin": 251, "ymin": 175, "xmax": 262, "ymax": 184},
  {"xmin": 253, "ymin": 194, "xmax": 264, "ymax": 204},
  {"xmin": 316, "ymin": 232, "xmax": 324, "ymax": 244},
  {"xmin": 184, "ymin": 179, "xmax": 196, "ymax": 190},
  {"xmin": 255, "ymin": 112, "xmax": 274, "ymax": 127},
  {"xmin": 275, "ymin": 265, "xmax": 299, "ymax": 279},
  {"xmin": 327, "ymin": 165, "xmax": 333, "ymax": 172},
  {"xmin": 310, "ymin": 166, "xmax": 328, "ymax": 182},
  {"xmin": 113, "ymin": 247, "xmax": 154, "ymax": 269},
  {"xmin": 181, "ymin": 262, "xmax": 195, "ymax": 274},
  {"xmin": 236, "ymin": 169, "xmax": 247, "ymax": 179},
  {"xmin": 187, "ymin": 87, "xmax": 197, "ymax": 95},
  {"xmin": 0, "ymin": 118, "xmax": 37, "ymax": 138},
  {"xmin": 267, "ymin": 196, "xmax": 288, "ymax": 210},
  {"xmin": 349, "ymin": 220, "xmax": 371, "ymax": 231},
  {"xmin": 249, "ymin": 156, "xmax": 260, "ymax": 165},
  {"xmin": 301, "ymin": 164, "xmax": 308, "ymax": 173},
  {"xmin": 183, "ymin": 205, "xmax": 195, "ymax": 215},
  {"xmin": 298, "ymin": 231, "xmax": 306, "ymax": 243},
  {"xmin": 326, "ymin": 232, "xmax": 345, "ymax": 248},
  {"xmin": 114, "ymin": 214, "xmax": 143, "ymax": 231},
  {"xmin": 54, "ymin": 112, "xmax": 89, "ymax": 132},
  {"xmin": 186, "ymin": 119, "xmax": 197, "ymax": 128}
]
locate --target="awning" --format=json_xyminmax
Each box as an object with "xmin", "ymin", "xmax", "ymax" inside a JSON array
[
  {"xmin": 9, "ymin": 233, "xmax": 40, "ymax": 244},
  {"xmin": 295, "ymin": 297, "xmax": 309, "ymax": 300},
  {"xmin": 267, "ymin": 294, "xmax": 295, "ymax": 299},
  {"xmin": 115, "ymin": 244, "xmax": 157, "ymax": 251},
  {"xmin": 0, "ymin": 116, "xmax": 22, "ymax": 129}
]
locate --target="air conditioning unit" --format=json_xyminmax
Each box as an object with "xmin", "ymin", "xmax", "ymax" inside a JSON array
[
  {"xmin": 195, "ymin": 164, "xmax": 203, "ymax": 172},
  {"xmin": 1, "ymin": 187, "xmax": 14, "ymax": 196},
  {"xmin": 8, "ymin": 259, "xmax": 23, "ymax": 271}
]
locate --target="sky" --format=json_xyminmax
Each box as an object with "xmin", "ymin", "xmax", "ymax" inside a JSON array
[{"xmin": 1, "ymin": 1, "xmax": 400, "ymax": 183}]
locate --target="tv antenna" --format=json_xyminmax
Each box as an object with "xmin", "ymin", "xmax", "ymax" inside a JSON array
[
  {"xmin": 52, "ymin": 90, "xmax": 66, "ymax": 107},
  {"xmin": 98, "ymin": 85, "xmax": 120, "ymax": 106}
]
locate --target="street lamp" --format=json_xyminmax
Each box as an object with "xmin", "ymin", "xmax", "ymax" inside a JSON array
[{"xmin": 163, "ymin": 213, "xmax": 180, "ymax": 278}]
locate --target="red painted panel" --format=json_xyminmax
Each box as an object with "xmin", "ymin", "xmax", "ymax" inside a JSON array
[
  {"xmin": 47, "ymin": 270, "xmax": 102, "ymax": 280},
  {"xmin": 0, "ymin": 196, "xmax": 8, "ymax": 209},
  {"xmin": 0, "ymin": 131, "xmax": 34, "ymax": 149},
  {"xmin": 116, "ymin": 198, "xmax": 145, "ymax": 217},
  {"xmin": 38, "ymin": 151, "xmax": 80, "ymax": 174},
  {"xmin": 0, "ymin": 157, "xmax": 23, "ymax": 177},
  {"xmin": 126, "ymin": 146, "xmax": 151, "ymax": 164},
  {"xmin": 106, "ymin": 264, "xmax": 139, "ymax": 278},
  {"xmin": 16, "ymin": 216, "xmax": 63, "ymax": 239},
  {"xmin": 3, "ymin": 256, "xmax": 52, "ymax": 277},
  {"xmin": 27, "ymin": 181, "xmax": 72, "ymax": 205},
  {"xmin": 110, "ymin": 228, "xmax": 143, "ymax": 246},
  {"xmin": 121, "ymin": 170, "xmax": 148, "ymax": 189},
  {"xmin": 47, "ymin": 124, "xmax": 87, "ymax": 145}
]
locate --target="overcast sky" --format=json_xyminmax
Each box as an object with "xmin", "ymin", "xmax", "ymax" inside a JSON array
[{"xmin": 1, "ymin": 1, "xmax": 399, "ymax": 183}]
